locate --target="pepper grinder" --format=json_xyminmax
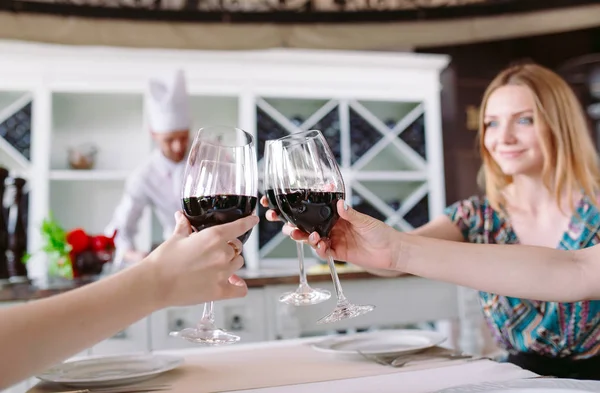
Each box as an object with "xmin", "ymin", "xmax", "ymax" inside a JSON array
[
  {"xmin": 0, "ymin": 167, "xmax": 10, "ymax": 283},
  {"xmin": 6, "ymin": 177, "xmax": 28, "ymax": 282}
]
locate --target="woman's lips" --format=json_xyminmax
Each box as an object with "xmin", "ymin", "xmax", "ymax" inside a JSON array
[{"xmin": 497, "ymin": 150, "xmax": 525, "ymax": 159}]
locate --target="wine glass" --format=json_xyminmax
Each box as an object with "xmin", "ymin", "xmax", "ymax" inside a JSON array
[
  {"xmin": 169, "ymin": 125, "xmax": 258, "ymax": 345},
  {"xmin": 264, "ymin": 138, "xmax": 331, "ymax": 306},
  {"xmin": 272, "ymin": 130, "xmax": 375, "ymax": 324}
]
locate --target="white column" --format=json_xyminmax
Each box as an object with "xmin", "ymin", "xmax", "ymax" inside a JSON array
[
  {"xmin": 238, "ymin": 88, "xmax": 259, "ymax": 271},
  {"xmin": 27, "ymin": 86, "xmax": 52, "ymax": 282},
  {"xmin": 423, "ymin": 75, "xmax": 446, "ymax": 219}
]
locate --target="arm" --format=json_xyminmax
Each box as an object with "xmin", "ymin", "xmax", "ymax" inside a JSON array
[
  {"xmin": 1, "ymin": 263, "xmax": 158, "ymax": 388},
  {"xmin": 410, "ymin": 215, "xmax": 465, "ymax": 240},
  {"xmin": 260, "ymin": 195, "xmax": 465, "ymax": 278},
  {"xmin": 306, "ymin": 201, "xmax": 597, "ymax": 301},
  {"xmin": 361, "ymin": 216, "xmax": 464, "ymax": 277},
  {"xmin": 107, "ymin": 176, "xmax": 150, "ymax": 263},
  {"xmin": 396, "ymin": 232, "xmax": 594, "ymax": 302},
  {"xmin": 0, "ymin": 212, "xmax": 258, "ymax": 389}
]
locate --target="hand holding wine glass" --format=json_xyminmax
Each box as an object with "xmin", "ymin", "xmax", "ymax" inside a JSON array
[
  {"xmin": 272, "ymin": 130, "xmax": 375, "ymax": 324},
  {"xmin": 151, "ymin": 210, "xmax": 258, "ymax": 308},
  {"xmin": 263, "ymin": 196, "xmax": 400, "ymax": 273},
  {"xmin": 170, "ymin": 125, "xmax": 258, "ymax": 345}
]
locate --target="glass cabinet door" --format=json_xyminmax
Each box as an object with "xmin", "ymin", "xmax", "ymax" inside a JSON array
[{"xmin": 255, "ymin": 96, "xmax": 431, "ymax": 265}]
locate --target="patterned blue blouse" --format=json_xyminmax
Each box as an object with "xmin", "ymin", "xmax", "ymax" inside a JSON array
[{"xmin": 444, "ymin": 195, "xmax": 600, "ymax": 359}]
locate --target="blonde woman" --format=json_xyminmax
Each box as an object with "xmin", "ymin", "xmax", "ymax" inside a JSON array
[{"xmin": 265, "ymin": 63, "xmax": 600, "ymax": 379}]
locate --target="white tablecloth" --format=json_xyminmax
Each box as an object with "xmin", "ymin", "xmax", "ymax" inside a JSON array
[
  {"xmin": 232, "ymin": 360, "xmax": 536, "ymax": 393},
  {"xmin": 156, "ymin": 336, "xmax": 537, "ymax": 392}
]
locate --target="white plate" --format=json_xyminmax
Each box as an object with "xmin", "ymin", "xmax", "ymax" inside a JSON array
[
  {"xmin": 311, "ymin": 329, "xmax": 446, "ymax": 356},
  {"xmin": 435, "ymin": 378, "xmax": 600, "ymax": 392},
  {"xmin": 37, "ymin": 353, "xmax": 183, "ymax": 388}
]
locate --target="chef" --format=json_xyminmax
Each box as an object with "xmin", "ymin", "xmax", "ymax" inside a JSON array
[{"xmin": 106, "ymin": 69, "xmax": 191, "ymax": 264}]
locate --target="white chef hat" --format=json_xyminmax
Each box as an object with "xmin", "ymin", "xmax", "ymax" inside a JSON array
[{"xmin": 145, "ymin": 69, "xmax": 191, "ymax": 134}]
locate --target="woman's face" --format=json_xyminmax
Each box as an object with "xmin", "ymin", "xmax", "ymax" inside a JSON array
[{"xmin": 483, "ymin": 85, "xmax": 545, "ymax": 177}]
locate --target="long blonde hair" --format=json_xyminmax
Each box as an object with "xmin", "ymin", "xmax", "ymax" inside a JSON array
[{"xmin": 478, "ymin": 63, "xmax": 600, "ymax": 211}]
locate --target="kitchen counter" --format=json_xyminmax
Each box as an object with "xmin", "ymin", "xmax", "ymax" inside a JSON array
[
  {"xmin": 237, "ymin": 264, "xmax": 388, "ymax": 286},
  {"xmin": 0, "ymin": 264, "xmax": 395, "ymax": 302}
]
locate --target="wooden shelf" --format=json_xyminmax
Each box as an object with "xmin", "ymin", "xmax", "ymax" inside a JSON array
[{"xmin": 49, "ymin": 170, "xmax": 130, "ymax": 181}]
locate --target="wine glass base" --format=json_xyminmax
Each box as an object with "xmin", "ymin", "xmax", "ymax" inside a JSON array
[
  {"xmin": 169, "ymin": 328, "xmax": 240, "ymax": 346},
  {"xmin": 316, "ymin": 303, "xmax": 375, "ymax": 324},
  {"xmin": 279, "ymin": 288, "xmax": 331, "ymax": 306}
]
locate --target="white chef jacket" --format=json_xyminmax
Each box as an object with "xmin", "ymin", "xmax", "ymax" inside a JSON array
[{"xmin": 106, "ymin": 149, "xmax": 185, "ymax": 252}]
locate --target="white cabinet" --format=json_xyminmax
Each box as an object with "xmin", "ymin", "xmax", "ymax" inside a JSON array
[
  {"xmin": 254, "ymin": 96, "xmax": 444, "ymax": 270},
  {"xmin": 50, "ymin": 92, "xmax": 146, "ymax": 172},
  {"xmin": 263, "ymin": 277, "xmax": 459, "ymax": 339},
  {"xmin": 48, "ymin": 91, "xmax": 152, "ymax": 254},
  {"xmin": 150, "ymin": 288, "xmax": 268, "ymax": 351},
  {"xmin": 90, "ymin": 317, "xmax": 150, "ymax": 356},
  {"xmin": 0, "ymin": 41, "xmax": 449, "ymax": 279}
]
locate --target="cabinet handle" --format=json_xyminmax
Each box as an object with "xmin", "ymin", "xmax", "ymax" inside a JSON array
[{"xmin": 229, "ymin": 315, "xmax": 244, "ymax": 331}]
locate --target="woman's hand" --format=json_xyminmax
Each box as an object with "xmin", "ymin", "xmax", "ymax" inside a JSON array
[
  {"xmin": 261, "ymin": 196, "xmax": 400, "ymax": 272},
  {"xmin": 145, "ymin": 211, "xmax": 259, "ymax": 308}
]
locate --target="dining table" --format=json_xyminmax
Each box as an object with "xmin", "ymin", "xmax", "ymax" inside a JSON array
[{"xmin": 29, "ymin": 333, "xmax": 540, "ymax": 393}]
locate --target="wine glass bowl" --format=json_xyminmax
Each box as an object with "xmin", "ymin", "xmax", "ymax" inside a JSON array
[
  {"xmin": 170, "ymin": 125, "xmax": 258, "ymax": 345},
  {"xmin": 272, "ymin": 130, "xmax": 375, "ymax": 323}
]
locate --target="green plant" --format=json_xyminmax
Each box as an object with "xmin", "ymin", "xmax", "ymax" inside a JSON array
[
  {"xmin": 37, "ymin": 213, "xmax": 73, "ymax": 279},
  {"xmin": 26, "ymin": 214, "xmax": 117, "ymax": 279}
]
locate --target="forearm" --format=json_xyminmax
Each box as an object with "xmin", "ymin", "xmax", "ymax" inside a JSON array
[
  {"xmin": 362, "ymin": 267, "xmax": 406, "ymax": 277},
  {"xmin": 396, "ymin": 232, "xmax": 589, "ymax": 302},
  {"xmin": 0, "ymin": 263, "xmax": 159, "ymax": 388},
  {"xmin": 123, "ymin": 249, "xmax": 149, "ymax": 263},
  {"xmin": 361, "ymin": 219, "xmax": 460, "ymax": 278}
]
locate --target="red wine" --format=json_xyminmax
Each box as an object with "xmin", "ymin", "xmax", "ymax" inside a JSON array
[
  {"xmin": 265, "ymin": 188, "xmax": 284, "ymax": 220},
  {"xmin": 182, "ymin": 195, "xmax": 257, "ymax": 244},
  {"xmin": 276, "ymin": 190, "xmax": 344, "ymax": 237}
]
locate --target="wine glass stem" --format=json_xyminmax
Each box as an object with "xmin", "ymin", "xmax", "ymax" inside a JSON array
[
  {"xmin": 325, "ymin": 248, "xmax": 348, "ymax": 305},
  {"xmin": 200, "ymin": 301, "xmax": 216, "ymax": 326},
  {"xmin": 296, "ymin": 241, "xmax": 309, "ymax": 288}
]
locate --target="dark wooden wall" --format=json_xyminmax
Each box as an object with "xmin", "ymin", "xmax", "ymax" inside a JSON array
[{"xmin": 417, "ymin": 27, "xmax": 600, "ymax": 205}]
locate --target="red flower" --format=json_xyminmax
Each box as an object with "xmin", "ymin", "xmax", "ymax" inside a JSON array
[{"xmin": 66, "ymin": 228, "xmax": 89, "ymax": 254}]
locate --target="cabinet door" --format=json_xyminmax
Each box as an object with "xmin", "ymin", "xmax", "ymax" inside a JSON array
[
  {"xmin": 149, "ymin": 305, "xmax": 204, "ymax": 351},
  {"xmin": 90, "ymin": 317, "xmax": 150, "ymax": 355},
  {"xmin": 150, "ymin": 288, "xmax": 268, "ymax": 351},
  {"xmin": 255, "ymin": 97, "xmax": 435, "ymax": 269},
  {"xmin": 211, "ymin": 289, "xmax": 268, "ymax": 343},
  {"xmin": 264, "ymin": 277, "xmax": 459, "ymax": 338}
]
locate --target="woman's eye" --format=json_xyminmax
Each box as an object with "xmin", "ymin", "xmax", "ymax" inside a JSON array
[
  {"xmin": 484, "ymin": 120, "xmax": 499, "ymax": 128},
  {"xmin": 518, "ymin": 116, "xmax": 534, "ymax": 125}
]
